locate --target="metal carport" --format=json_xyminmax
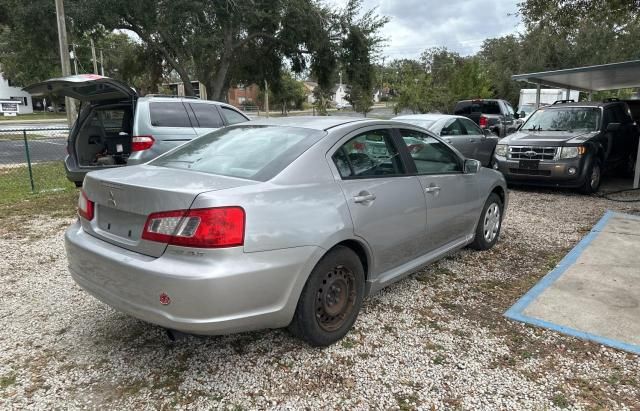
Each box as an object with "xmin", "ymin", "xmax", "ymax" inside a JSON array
[{"xmin": 512, "ymin": 60, "xmax": 640, "ymax": 188}]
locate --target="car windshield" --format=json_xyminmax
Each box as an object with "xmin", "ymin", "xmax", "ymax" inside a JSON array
[
  {"xmin": 521, "ymin": 107, "xmax": 600, "ymax": 131},
  {"xmin": 398, "ymin": 119, "xmax": 436, "ymax": 129},
  {"xmin": 150, "ymin": 125, "xmax": 324, "ymax": 181},
  {"xmin": 518, "ymin": 105, "xmax": 535, "ymax": 115}
]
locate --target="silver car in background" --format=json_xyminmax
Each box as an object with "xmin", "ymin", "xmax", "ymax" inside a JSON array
[
  {"xmin": 393, "ymin": 114, "xmax": 500, "ymax": 166},
  {"xmin": 66, "ymin": 117, "xmax": 508, "ymax": 346}
]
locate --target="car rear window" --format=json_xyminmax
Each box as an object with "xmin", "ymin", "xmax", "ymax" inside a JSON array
[
  {"xmin": 149, "ymin": 102, "xmax": 192, "ymax": 127},
  {"xmin": 455, "ymin": 100, "xmax": 501, "ymax": 115},
  {"xmin": 150, "ymin": 125, "xmax": 325, "ymax": 181}
]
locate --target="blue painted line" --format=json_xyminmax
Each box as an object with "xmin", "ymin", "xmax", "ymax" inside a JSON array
[{"xmin": 504, "ymin": 209, "xmax": 640, "ymax": 355}]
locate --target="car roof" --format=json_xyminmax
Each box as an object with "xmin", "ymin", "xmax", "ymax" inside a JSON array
[
  {"xmin": 244, "ymin": 116, "xmax": 376, "ymax": 131},
  {"xmin": 393, "ymin": 114, "xmax": 458, "ymax": 121},
  {"xmin": 545, "ymin": 101, "xmax": 622, "ymax": 109}
]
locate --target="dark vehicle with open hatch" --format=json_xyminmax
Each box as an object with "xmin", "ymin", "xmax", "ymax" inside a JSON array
[
  {"xmin": 492, "ymin": 99, "xmax": 639, "ymax": 193},
  {"xmin": 453, "ymin": 98, "xmax": 520, "ymax": 138},
  {"xmin": 24, "ymin": 75, "xmax": 250, "ymax": 186}
]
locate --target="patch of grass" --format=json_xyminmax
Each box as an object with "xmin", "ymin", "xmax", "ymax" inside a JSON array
[
  {"xmin": 551, "ymin": 392, "xmax": 571, "ymax": 409},
  {"xmin": 0, "ymin": 373, "xmax": 16, "ymax": 389},
  {"xmin": 394, "ymin": 392, "xmax": 420, "ymax": 411},
  {"xmin": 0, "ymin": 112, "xmax": 66, "ymax": 121},
  {"xmin": 432, "ymin": 354, "xmax": 446, "ymax": 365},
  {"xmin": 340, "ymin": 338, "xmax": 356, "ymax": 349},
  {"xmin": 0, "ymin": 162, "xmax": 75, "ymax": 206}
]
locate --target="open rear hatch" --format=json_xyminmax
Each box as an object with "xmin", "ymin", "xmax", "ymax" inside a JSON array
[
  {"xmin": 81, "ymin": 165, "xmax": 257, "ymax": 257},
  {"xmin": 24, "ymin": 74, "xmax": 137, "ymax": 102}
]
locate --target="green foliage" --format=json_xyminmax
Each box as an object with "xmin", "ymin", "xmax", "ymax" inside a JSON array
[{"xmin": 258, "ymin": 72, "xmax": 306, "ymax": 113}]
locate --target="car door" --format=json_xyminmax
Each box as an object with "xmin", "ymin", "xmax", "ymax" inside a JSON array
[
  {"xmin": 398, "ymin": 128, "xmax": 479, "ymax": 251},
  {"xmin": 188, "ymin": 102, "xmax": 225, "ymax": 136},
  {"xmin": 439, "ymin": 118, "xmax": 474, "ymax": 158},
  {"xmin": 460, "ymin": 117, "xmax": 497, "ymax": 166},
  {"xmin": 329, "ymin": 127, "xmax": 428, "ymax": 274}
]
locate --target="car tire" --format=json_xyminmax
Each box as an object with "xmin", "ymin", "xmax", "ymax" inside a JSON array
[
  {"xmin": 580, "ymin": 159, "xmax": 602, "ymax": 194},
  {"xmin": 470, "ymin": 193, "xmax": 503, "ymax": 251},
  {"xmin": 288, "ymin": 246, "xmax": 365, "ymax": 347}
]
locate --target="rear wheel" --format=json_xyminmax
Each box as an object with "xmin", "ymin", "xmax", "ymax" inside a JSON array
[
  {"xmin": 580, "ymin": 160, "xmax": 601, "ymax": 194},
  {"xmin": 288, "ymin": 246, "xmax": 364, "ymax": 346},
  {"xmin": 470, "ymin": 193, "xmax": 503, "ymax": 251}
]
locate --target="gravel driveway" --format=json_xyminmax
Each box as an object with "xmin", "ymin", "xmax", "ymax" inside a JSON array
[{"xmin": 1, "ymin": 188, "xmax": 639, "ymax": 410}]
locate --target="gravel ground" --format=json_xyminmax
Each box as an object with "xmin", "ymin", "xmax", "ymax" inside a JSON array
[{"xmin": 1, "ymin": 187, "xmax": 640, "ymax": 410}]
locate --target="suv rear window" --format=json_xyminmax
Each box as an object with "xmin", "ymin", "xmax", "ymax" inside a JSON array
[
  {"xmin": 454, "ymin": 100, "xmax": 501, "ymax": 115},
  {"xmin": 149, "ymin": 102, "xmax": 192, "ymax": 127},
  {"xmin": 150, "ymin": 126, "xmax": 324, "ymax": 181}
]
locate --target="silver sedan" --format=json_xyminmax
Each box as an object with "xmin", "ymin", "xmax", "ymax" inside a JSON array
[
  {"xmin": 66, "ymin": 117, "xmax": 508, "ymax": 346},
  {"xmin": 393, "ymin": 114, "xmax": 500, "ymax": 166}
]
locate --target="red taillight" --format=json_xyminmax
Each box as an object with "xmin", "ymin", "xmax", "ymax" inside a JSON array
[
  {"xmin": 131, "ymin": 135, "xmax": 155, "ymax": 152},
  {"xmin": 142, "ymin": 207, "xmax": 245, "ymax": 248},
  {"xmin": 479, "ymin": 115, "xmax": 488, "ymax": 128},
  {"xmin": 78, "ymin": 190, "xmax": 95, "ymax": 221}
]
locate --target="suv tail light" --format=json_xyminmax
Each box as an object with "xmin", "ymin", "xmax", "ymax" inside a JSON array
[
  {"xmin": 479, "ymin": 115, "xmax": 488, "ymax": 128},
  {"xmin": 131, "ymin": 135, "xmax": 155, "ymax": 152},
  {"xmin": 142, "ymin": 207, "xmax": 245, "ymax": 248},
  {"xmin": 78, "ymin": 190, "xmax": 95, "ymax": 221}
]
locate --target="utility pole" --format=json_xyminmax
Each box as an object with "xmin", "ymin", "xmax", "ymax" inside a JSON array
[
  {"xmin": 100, "ymin": 49, "xmax": 105, "ymax": 76},
  {"xmin": 54, "ymin": 0, "xmax": 76, "ymax": 126},
  {"xmin": 264, "ymin": 79, "xmax": 269, "ymax": 118},
  {"xmin": 90, "ymin": 38, "xmax": 98, "ymax": 74}
]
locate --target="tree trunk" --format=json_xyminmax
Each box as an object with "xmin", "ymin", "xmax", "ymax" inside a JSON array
[{"xmin": 208, "ymin": 28, "xmax": 233, "ymax": 101}]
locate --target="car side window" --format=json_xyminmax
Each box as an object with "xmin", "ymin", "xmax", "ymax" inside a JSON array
[
  {"xmin": 149, "ymin": 102, "xmax": 192, "ymax": 127},
  {"xmin": 331, "ymin": 130, "xmax": 404, "ymax": 178},
  {"xmin": 221, "ymin": 107, "xmax": 249, "ymax": 125},
  {"xmin": 440, "ymin": 118, "xmax": 467, "ymax": 136},
  {"xmin": 460, "ymin": 118, "xmax": 483, "ymax": 135},
  {"xmin": 189, "ymin": 103, "xmax": 224, "ymax": 128},
  {"xmin": 399, "ymin": 129, "xmax": 462, "ymax": 175}
]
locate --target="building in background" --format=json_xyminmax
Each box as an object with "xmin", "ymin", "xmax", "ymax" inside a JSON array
[
  {"xmin": 0, "ymin": 72, "xmax": 33, "ymax": 115},
  {"xmin": 165, "ymin": 80, "xmax": 259, "ymax": 108}
]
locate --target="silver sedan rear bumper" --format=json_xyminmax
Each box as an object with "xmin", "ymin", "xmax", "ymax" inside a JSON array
[{"xmin": 65, "ymin": 220, "xmax": 323, "ymax": 335}]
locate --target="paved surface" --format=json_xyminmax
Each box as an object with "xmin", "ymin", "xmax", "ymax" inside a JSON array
[
  {"xmin": 0, "ymin": 135, "xmax": 67, "ymax": 164},
  {"xmin": 506, "ymin": 211, "xmax": 640, "ymax": 354}
]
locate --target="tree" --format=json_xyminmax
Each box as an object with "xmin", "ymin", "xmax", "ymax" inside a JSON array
[
  {"xmin": 339, "ymin": 0, "xmax": 388, "ymax": 116},
  {"xmin": 70, "ymin": 0, "xmax": 349, "ymax": 101}
]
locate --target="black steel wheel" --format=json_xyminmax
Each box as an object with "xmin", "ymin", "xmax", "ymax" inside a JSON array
[{"xmin": 289, "ymin": 246, "xmax": 364, "ymax": 346}]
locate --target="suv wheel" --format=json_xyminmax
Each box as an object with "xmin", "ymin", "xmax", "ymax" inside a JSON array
[
  {"xmin": 288, "ymin": 246, "xmax": 365, "ymax": 346},
  {"xmin": 470, "ymin": 193, "xmax": 503, "ymax": 251},
  {"xmin": 580, "ymin": 160, "xmax": 601, "ymax": 194}
]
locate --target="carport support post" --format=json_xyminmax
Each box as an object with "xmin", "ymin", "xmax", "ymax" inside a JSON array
[
  {"xmin": 535, "ymin": 84, "xmax": 541, "ymax": 108},
  {"xmin": 634, "ymin": 142, "xmax": 640, "ymax": 189},
  {"xmin": 22, "ymin": 130, "xmax": 35, "ymax": 193},
  {"xmin": 566, "ymin": 88, "xmax": 570, "ymax": 100}
]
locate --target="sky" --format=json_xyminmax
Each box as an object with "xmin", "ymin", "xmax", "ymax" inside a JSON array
[{"xmin": 353, "ymin": 0, "xmax": 524, "ymax": 61}]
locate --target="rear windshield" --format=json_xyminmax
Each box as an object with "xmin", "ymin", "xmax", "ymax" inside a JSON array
[
  {"xmin": 150, "ymin": 125, "xmax": 325, "ymax": 181},
  {"xmin": 521, "ymin": 107, "xmax": 601, "ymax": 131},
  {"xmin": 399, "ymin": 119, "xmax": 436, "ymax": 129},
  {"xmin": 454, "ymin": 101, "xmax": 501, "ymax": 115}
]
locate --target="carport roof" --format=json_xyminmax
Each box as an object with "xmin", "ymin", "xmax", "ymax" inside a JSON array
[{"xmin": 512, "ymin": 60, "xmax": 640, "ymax": 92}]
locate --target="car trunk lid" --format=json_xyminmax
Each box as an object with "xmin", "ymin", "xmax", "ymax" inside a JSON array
[
  {"xmin": 24, "ymin": 74, "xmax": 136, "ymax": 102},
  {"xmin": 81, "ymin": 165, "xmax": 256, "ymax": 257}
]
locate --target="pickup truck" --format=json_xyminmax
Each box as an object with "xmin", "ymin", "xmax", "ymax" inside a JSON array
[{"xmin": 453, "ymin": 99, "xmax": 519, "ymax": 138}]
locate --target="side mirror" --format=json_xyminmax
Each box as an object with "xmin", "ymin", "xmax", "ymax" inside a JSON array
[
  {"xmin": 464, "ymin": 159, "xmax": 481, "ymax": 174},
  {"xmin": 520, "ymin": 111, "xmax": 526, "ymax": 118},
  {"xmin": 483, "ymin": 129, "xmax": 493, "ymax": 137},
  {"xmin": 606, "ymin": 122, "xmax": 621, "ymax": 132},
  {"xmin": 513, "ymin": 112, "xmax": 519, "ymax": 119}
]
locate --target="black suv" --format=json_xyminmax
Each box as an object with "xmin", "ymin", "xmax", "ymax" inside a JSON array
[
  {"xmin": 493, "ymin": 100, "xmax": 639, "ymax": 193},
  {"xmin": 453, "ymin": 99, "xmax": 519, "ymax": 137}
]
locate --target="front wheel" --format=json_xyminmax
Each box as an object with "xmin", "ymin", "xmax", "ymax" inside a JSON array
[
  {"xmin": 580, "ymin": 160, "xmax": 601, "ymax": 194},
  {"xmin": 470, "ymin": 193, "xmax": 503, "ymax": 251},
  {"xmin": 288, "ymin": 246, "xmax": 365, "ymax": 346}
]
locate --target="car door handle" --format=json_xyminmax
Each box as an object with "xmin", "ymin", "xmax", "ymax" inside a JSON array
[
  {"xmin": 425, "ymin": 185, "xmax": 441, "ymax": 194},
  {"xmin": 353, "ymin": 193, "xmax": 376, "ymax": 203}
]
